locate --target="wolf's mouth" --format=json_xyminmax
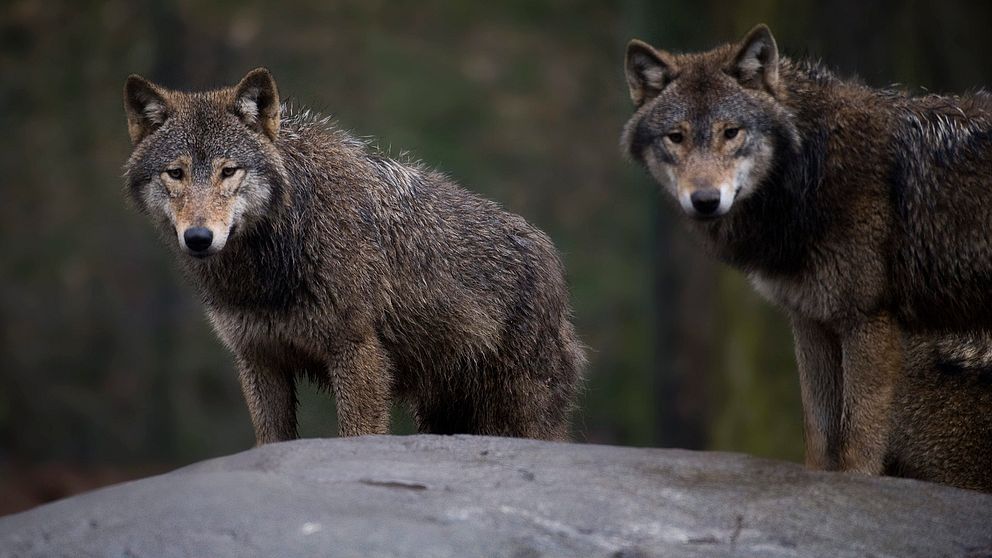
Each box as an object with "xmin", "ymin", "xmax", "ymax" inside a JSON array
[{"xmin": 691, "ymin": 212, "xmax": 724, "ymax": 222}]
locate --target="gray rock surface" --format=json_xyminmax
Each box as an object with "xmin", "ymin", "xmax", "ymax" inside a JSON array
[{"xmin": 0, "ymin": 435, "xmax": 990, "ymax": 557}]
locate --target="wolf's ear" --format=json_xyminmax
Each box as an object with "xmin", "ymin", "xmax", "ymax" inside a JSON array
[
  {"xmin": 232, "ymin": 68, "xmax": 280, "ymax": 141},
  {"xmin": 124, "ymin": 75, "xmax": 170, "ymax": 145},
  {"xmin": 731, "ymin": 24, "xmax": 779, "ymax": 93},
  {"xmin": 625, "ymin": 40, "xmax": 677, "ymax": 108}
]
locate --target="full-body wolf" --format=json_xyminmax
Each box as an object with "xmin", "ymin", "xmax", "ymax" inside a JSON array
[
  {"xmin": 123, "ymin": 69, "xmax": 584, "ymax": 443},
  {"xmin": 623, "ymin": 24, "xmax": 992, "ymax": 475}
]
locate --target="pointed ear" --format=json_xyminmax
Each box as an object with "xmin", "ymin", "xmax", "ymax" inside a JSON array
[
  {"xmin": 123, "ymin": 75, "xmax": 170, "ymax": 145},
  {"xmin": 625, "ymin": 40, "xmax": 678, "ymax": 108},
  {"xmin": 231, "ymin": 68, "xmax": 280, "ymax": 140},
  {"xmin": 731, "ymin": 24, "xmax": 779, "ymax": 92}
]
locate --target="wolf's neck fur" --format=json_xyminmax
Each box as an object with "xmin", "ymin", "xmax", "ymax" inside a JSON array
[{"xmin": 183, "ymin": 189, "xmax": 311, "ymax": 313}]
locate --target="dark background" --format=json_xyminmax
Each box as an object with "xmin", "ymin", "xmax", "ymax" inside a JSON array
[{"xmin": 2, "ymin": 0, "xmax": 990, "ymax": 514}]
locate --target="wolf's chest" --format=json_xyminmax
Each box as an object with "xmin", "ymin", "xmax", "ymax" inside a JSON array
[
  {"xmin": 748, "ymin": 272, "xmax": 847, "ymax": 323},
  {"xmin": 205, "ymin": 307, "xmax": 308, "ymax": 354}
]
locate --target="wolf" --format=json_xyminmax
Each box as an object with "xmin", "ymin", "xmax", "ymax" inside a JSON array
[
  {"xmin": 622, "ymin": 24, "xmax": 992, "ymax": 476},
  {"xmin": 122, "ymin": 68, "xmax": 584, "ymax": 443}
]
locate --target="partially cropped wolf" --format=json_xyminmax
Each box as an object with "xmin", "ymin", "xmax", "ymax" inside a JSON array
[
  {"xmin": 123, "ymin": 68, "xmax": 584, "ymax": 443},
  {"xmin": 623, "ymin": 25, "xmax": 992, "ymax": 475}
]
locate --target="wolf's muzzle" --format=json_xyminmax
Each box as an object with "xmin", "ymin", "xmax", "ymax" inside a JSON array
[
  {"xmin": 183, "ymin": 227, "xmax": 214, "ymax": 255},
  {"xmin": 690, "ymin": 188, "xmax": 722, "ymax": 215}
]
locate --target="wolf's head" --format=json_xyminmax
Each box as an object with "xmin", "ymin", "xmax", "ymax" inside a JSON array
[
  {"xmin": 622, "ymin": 25, "xmax": 799, "ymax": 220},
  {"xmin": 123, "ymin": 68, "xmax": 288, "ymax": 258}
]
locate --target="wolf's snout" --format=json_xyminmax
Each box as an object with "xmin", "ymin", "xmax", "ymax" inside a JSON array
[
  {"xmin": 690, "ymin": 188, "xmax": 722, "ymax": 215},
  {"xmin": 183, "ymin": 227, "xmax": 214, "ymax": 254}
]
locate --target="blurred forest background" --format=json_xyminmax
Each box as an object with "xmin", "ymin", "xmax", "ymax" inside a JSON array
[{"xmin": 3, "ymin": 0, "xmax": 992, "ymax": 514}]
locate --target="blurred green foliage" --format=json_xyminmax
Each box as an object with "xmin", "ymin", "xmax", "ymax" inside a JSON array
[{"xmin": 2, "ymin": 0, "xmax": 990, "ymax": 480}]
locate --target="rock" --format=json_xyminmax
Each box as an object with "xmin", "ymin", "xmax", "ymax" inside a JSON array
[{"xmin": 0, "ymin": 435, "xmax": 989, "ymax": 557}]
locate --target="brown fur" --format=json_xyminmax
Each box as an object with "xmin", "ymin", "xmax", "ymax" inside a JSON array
[
  {"xmin": 123, "ymin": 69, "xmax": 584, "ymax": 444},
  {"xmin": 623, "ymin": 25, "xmax": 992, "ymax": 483},
  {"xmin": 887, "ymin": 333, "xmax": 992, "ymax": 492}
]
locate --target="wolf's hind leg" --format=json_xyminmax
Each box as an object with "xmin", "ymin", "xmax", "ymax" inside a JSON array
[
  {"xmin": 479, "ymin": 359, "xmax": 577, "ymax": 441},
  {"xmin": 236, "ymin": 355, "xmax": 299, "ymax": 445},
  {"xmin": 328, "ymin": 337, "xmax": 392, "ymax": 436},
  {"xmin": 412, "ymin": 359, "xmax": 576, "ymax": 441},
  {"xmin": 839, "ymin": 313, "xmax": 901, "ymax": 474},
  {"xmin": 414, "ymin": 385, "xmax": 569, "ymax": 440}
]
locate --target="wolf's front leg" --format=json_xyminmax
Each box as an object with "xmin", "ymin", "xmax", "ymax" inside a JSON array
[
  {"xmin": 236, "ymin": 355, "xmax": 299, "ymax": 445},
  {"xmin": 328, "ymin": 338, "xmax": 391, "ymax": 436},
  {"xmin": 839, "ymin": 313, "xmax": 901, "ymax": 474},
  {"xmin": 790, "ymin": 315, "xmax": 843, "ymax": 470}
]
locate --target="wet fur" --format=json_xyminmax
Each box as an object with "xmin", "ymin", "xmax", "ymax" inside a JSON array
[
  {"xmin": 887, "ymin": 333, "xmax": 992, "ymax": 492},
  {"xmin": 624, "ymin": 26, "xmax": 992, "ymax": 483},
  {"xmin": 123, "ymin": 70, "xmax": 584, "ymax": 443}
]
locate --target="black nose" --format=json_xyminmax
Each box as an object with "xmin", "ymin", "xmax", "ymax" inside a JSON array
[
  {"xmin": 690, "ymin": 188, "xmax": 722, "ymax": 215},
  {"xmin": 183, "ymin": 227, "xmax": 214, "ymax": 252}
]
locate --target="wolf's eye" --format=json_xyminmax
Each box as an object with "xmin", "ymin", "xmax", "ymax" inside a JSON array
[
  {"xmin": 666, "ymin": 132, "xmax": 684, "ymax": 144},
  {"xmin": 724, "ymin": 127, "xmax": 740, "ymax": 140},
  {"xmin": 165, "ymin": 168, "xmax": 184, "ymax": 180},
  {"xmin": 221, "ymin": 167, "xmax": 239, "ymax": 178}
]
